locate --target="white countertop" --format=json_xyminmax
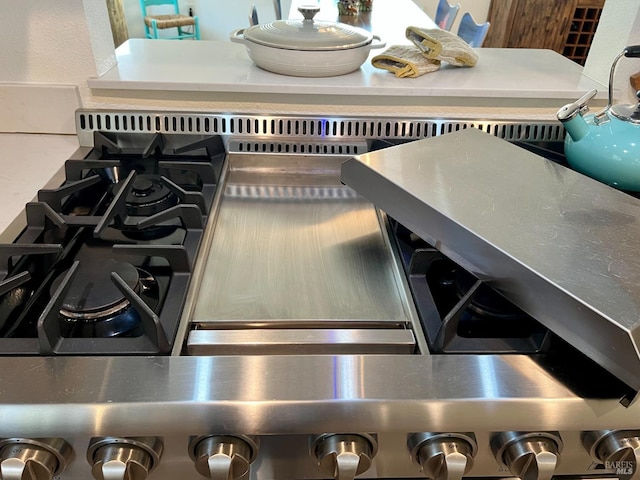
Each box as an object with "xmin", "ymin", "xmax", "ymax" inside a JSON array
[
  {"xmin": 88, "ymin": 39, "xmax": 606, "ymax": 103},
  {"xmin": 0, "ymin": 134, "xmax": 78, "ymax": 233}
]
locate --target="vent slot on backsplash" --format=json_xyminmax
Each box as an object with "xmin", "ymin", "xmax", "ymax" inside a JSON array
[
  {"xmin": 76, "ymin": 111, "xmax": 565, "ymax": 150},
  {"xmin": 228, "ymin": 139, "xmax": 369, "ymax": 156}
]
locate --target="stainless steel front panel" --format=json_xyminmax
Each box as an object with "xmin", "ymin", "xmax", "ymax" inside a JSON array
[
  {"xmin": 341, "ymin": 128, "xmax": 640, "ymax": 391},
  {"xmin": 191, "ymin": 155, "xmax": 410, "ymax": 327},
  {"xmin": 0, "ymin": 355, "xmax": 636, "ymax": 435}
]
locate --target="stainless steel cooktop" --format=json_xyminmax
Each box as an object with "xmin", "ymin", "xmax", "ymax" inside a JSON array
[{"xmin": 0, "ymin": 110, "xmax": 637, "ymax": 480}]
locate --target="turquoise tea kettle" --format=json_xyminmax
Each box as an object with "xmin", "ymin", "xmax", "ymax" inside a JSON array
[{"xmin": 557, "ymin": 45, "xmax": 640, "ymax": 192}]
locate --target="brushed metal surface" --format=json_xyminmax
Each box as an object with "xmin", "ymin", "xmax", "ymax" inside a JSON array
[
  {"xmin": 191, "ymin": 155, "xmax": 409, "ymax": 326},
  {"xmin": 0, "ymin": 355, "xmax": 636, "ymax": 435},
  {"xmin": 341, "ymin": 128, "xmax": 640, "ymax": 391},
  {"xmin": 186, "ymin": 328, "xmax": 416, "ymax": 355}
]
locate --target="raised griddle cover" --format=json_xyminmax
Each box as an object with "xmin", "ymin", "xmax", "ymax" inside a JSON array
[{"xmin": 341, "ymin": 128, "xmax": 640, "ymax": 391}]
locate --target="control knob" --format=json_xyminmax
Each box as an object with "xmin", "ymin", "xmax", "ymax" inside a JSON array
[
  {"xmin": 0, "ymin": 438, "xmax": 72, "ymax": 480},
  {"xmin": 408, "ymin": 433, "xmax": 477, "ymax": 480},
  {"xmin": 87, "ymin": 437, "xmax": 163, "ymax": 480},
  {"xmin": 309, "ymin": 433, "xmax": 378, "ymax": 480},
  {"xmin": 188, "ymin": 435, "xmax": 259, "ymax": 480},
  {"xmin": 582, "ymin": 430, "xmax": 640, "ymax": 480},
  {"xmin": 491, "ymin": 432, "xmax": 563, "ymax": 480}
]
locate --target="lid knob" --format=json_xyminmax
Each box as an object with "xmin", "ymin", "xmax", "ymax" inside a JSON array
[{"xmin": 298, "ymin": 5, "xmax": 320, "ymax": 20}]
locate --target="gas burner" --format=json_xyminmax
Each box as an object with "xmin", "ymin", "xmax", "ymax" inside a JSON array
[
  {"xmin": 109, "ymin": 174, "xmax": 181, "ymax": 241},
  {"xmin": 51, "ymin": 258, "xmax": 160, "ymax": 338},
  {"xmin": 390, "ymin": 219, "xmax": 549, "ymax": 353},
  {"xmin": 427, "ymin": 261, "xmax": 541, "ymax": 341},
  {"xmin": 124, "ymin": 175, "xmax": 179, "ymax": 217},
  {"xmin": 0, "ymin": 128, "xmax": 221, "ymax": 355},
  {"xmin": 58, "ymin": 259, "xmax": 140, "ymax": 319},
  {"xmin": 453, "ymin": 268, "xmax": 526, "ymax": 322}
]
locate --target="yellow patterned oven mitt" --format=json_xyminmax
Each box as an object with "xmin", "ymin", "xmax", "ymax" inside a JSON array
[
  {"xmin": 371, "ymin": 45, "xmax": 441, "ymax": 78},
  {"xmin": 405, "ymin": 27, "xmax": 478, "ymax": 67}
]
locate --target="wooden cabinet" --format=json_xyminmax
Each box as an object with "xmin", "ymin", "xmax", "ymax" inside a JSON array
[{"xmin": 484, "ymin": 0, "xmax": 605, "ymax": 65}]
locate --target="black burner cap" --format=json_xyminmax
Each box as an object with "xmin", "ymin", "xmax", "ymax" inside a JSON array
[
  {"xmin": 124, "ymin": 174, "xmax": 178, "ymax": 216},
  {"xmin": 132, "ymin": 177, "xmax": 154, "ymax": 194}
]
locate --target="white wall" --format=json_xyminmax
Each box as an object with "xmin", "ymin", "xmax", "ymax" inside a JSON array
[
  {"xmin": 0, "ymin": 0, "xmax": 115, "ymax": 83},
  {"xmin": 0, "ymin": 0, "xmax": 116, "ymax": 133},
  {"xmin": 583, "ymin": 0, "xmax": 640, "ymax": 104}
]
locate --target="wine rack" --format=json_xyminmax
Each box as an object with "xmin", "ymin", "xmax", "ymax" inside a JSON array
[{"xmin": 562, "ymin": 0, "xmax": 605, "ymax": 65}]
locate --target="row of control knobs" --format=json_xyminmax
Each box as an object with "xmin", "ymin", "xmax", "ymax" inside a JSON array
[
  {"xmin": 0, "ymin": 430, "xmax": 637, "ymax": 480},
  {"xmin": 410, "ymin": 431, "xmax": 640, "ymax": 480}
]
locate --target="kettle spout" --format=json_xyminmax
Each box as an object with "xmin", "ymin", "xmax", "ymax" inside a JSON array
[
  {"xmin": 556, "ymin": 89, "xmax": 597, "ymax": 142},
  {"xmin": 558, "ymin": 111, "xmax": 590, "ymax": 142}
]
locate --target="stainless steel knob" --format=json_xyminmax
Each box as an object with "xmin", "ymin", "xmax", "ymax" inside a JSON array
[
  {"xmin": 188, "ymin": 435, "xmax": 259, "ymax": 480},
  {"xmin": 309, "ymin": 433, "xmax": 378, "ymax": 480},
  {"xmin": 583, "ymin": 430, "xmax": 640, "ymax": 480},
  {"xmin": 491, "ymin": 432, "xmax": 562, "ymax": 480},
  {"xmin": 408, "ymin": 433, "xmax": 477, "ymax": 480},
  {"xmin": 87, "ymin": 437, "xmax": 163, "ymax": 480},
  {"xmin": 0, "ymin": 438, "xmax": 72, "ymax": 480}
]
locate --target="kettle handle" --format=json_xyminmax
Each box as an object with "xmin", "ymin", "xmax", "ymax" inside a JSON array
[
  {"xmin": 603, "ymin": 45, "xmax": 640, "ymax": 111},
  {"xmin": 624, "ymin": 45, "xmax": 640, "ymax": 58}
]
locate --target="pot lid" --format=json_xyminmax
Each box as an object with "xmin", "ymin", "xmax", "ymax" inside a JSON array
[{"xmin": 243, "ymin": 5, "xmax": 373, "ymax": 51}]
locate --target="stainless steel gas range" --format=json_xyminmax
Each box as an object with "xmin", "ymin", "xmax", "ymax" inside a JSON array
[{"xmin": 0, "ymin": 109, "xmax": 638, "ymax": 480}]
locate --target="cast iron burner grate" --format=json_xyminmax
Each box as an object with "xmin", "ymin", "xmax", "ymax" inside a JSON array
[
  {"xmin": 390, "ymin": 220, "xmax": 551, "ymax": 354},
  {"xmin": 0, "ymin": 132, "xmax": 225, "ymax": 355},
  {"xmin": 367, "ymin": 138, "xmax": 565, "ymax": 354}
]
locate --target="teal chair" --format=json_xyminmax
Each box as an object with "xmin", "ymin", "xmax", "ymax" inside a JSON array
[
  {"xmin": 140, "ymin": 0, "xmax": 200, "ymax": 40},
  {"xmin": 457, "ymin": 12, "xmax": 490, "ymax": 47},
  {"xmin": 435, "ymin": 0, "xmax": 460, "ymax": 31}
]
